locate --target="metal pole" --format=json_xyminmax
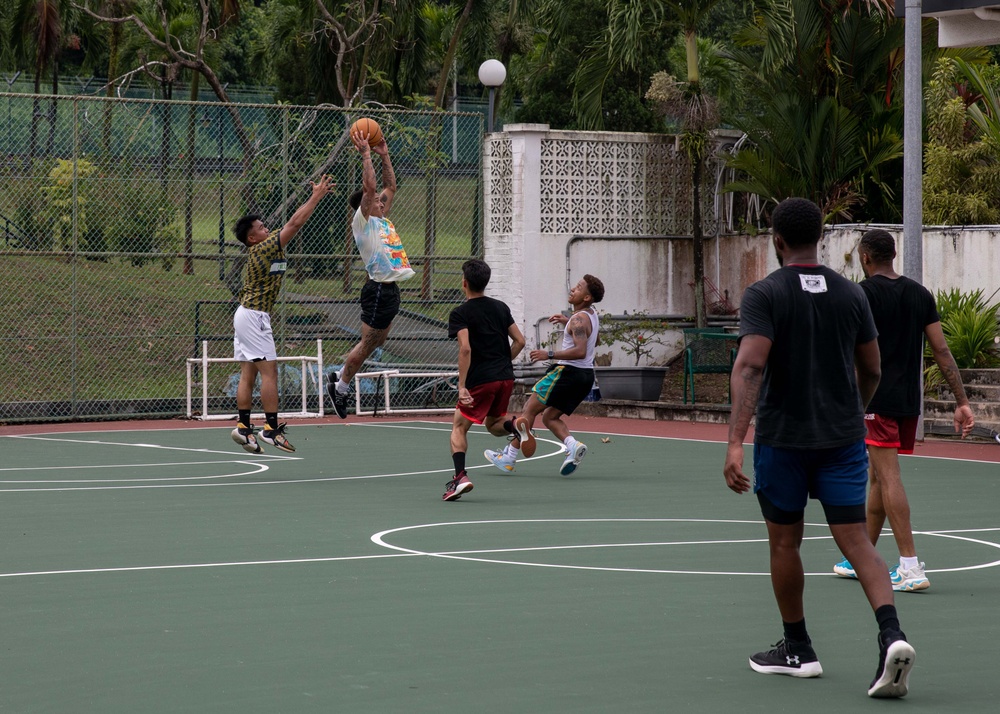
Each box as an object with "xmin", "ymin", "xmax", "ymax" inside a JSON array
[
  {"xmin": 488, "ymin": 87, "xmax": 496, "ymax": 133},
  {"xmin": 903, "ymin": 0, "xmax": 922, "ymax": 282},
  {"xmin": 904, "ymin": 0, "xmax": 924, "ymax": 440},
  {"xmin": 217, "ymin": 105, "xmax": 225, "ymax": 280}
]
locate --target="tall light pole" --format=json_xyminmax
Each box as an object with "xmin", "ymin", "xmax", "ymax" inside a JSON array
[{"xmin": 478, "ymin": 60, "xmax": 507, "ymax": 133}]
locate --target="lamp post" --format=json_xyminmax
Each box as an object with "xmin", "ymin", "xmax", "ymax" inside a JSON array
[{"xmin": 478, "ymin": 60, "xmax": 507, "ymax": 133}]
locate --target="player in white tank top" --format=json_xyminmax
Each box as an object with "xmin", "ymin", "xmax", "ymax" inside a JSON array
[{"xmin": 484, "ymin": 275, "xmax": 606, "ymax": 477}]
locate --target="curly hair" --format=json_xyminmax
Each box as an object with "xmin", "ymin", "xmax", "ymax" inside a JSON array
[
  {"xmin": 583, "ymin": 274, "xmax": 605, "ymax": 304},
  {"xmin": 234, "ymin": 214, "xmax": 260, "ymax": 246},
  {"xmin": 771, "ymin": 198, "xmax": 823, "ymax": 247},
  {"xmin": 859, "ymin": 229, "xmax": 896, "ymax": 264}
]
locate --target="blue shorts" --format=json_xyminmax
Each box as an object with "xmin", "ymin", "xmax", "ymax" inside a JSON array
[{"xmin": 753, "ymin": 439, "xmax": 869, "ymax": 513}]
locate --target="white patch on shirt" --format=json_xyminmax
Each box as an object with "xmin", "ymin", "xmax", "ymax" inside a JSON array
[
  {"xmin": 269, "ymin": 260, "xmax": 287, "ymax": 275},
  {"xmin": 799, "ymin": 274, "xmax": 827, "ymax": 293}
]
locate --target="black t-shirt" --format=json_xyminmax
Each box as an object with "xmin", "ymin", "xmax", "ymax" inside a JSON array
[
  {"xmin": 447, "ymin": 296, "xmax": 515, "ymax": 389},
  {"xmin": 861, "ymin": 274, "xmax": 939, "ymax": 417},
  {"xmin": 739, "ymin": 265, "xmax": 878, "ymax": 449}
]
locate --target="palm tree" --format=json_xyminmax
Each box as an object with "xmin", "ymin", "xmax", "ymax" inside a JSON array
[{"xmin": 723, "ymin": 0, "xmax": 906, "ymax": 222}]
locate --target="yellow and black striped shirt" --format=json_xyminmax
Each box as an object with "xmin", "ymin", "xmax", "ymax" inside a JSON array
[{"xmin": 238, "ymin": 230, "xmax": 286, "ymax": 313}]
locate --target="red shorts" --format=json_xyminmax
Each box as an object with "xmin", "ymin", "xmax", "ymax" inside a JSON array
[
  {"xmin": 457, "ymin": 379, "xmax": 514, "ymax": 424},
  {"xmin": 864, "ymin": 413, "xmax": 919, "ymax": 455}
]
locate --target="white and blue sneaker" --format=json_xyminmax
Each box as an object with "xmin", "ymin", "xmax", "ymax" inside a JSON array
[
  {"xmin": 484, "ymin": 449, "xmax": 516, "ymax": 473},
  {"xmin": 559, "ymin": 441, "xmax": 587, "ymax": 476},
  {"xmin": 890, "ymin": 562, "xmax": 930, "ymax": 592},
  {"xmin": 833, "ymin": 559, "xmax": 857, "ymax": 579}
]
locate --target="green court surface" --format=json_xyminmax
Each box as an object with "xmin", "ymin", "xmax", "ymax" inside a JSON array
[{"xmin": 1, "ymin": 420, "xmax": 998, "ymax": 713}]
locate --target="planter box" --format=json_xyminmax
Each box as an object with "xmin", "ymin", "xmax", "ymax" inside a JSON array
[{"xmin": 594, "ymin": 367, "xmax": 668, "ymax": 401}]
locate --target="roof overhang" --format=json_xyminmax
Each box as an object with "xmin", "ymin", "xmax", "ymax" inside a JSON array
[{"xmin": 896, "ymin": 1, "xmax": 1000, "ymax": 47}]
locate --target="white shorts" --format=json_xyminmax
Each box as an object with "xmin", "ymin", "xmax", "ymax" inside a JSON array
[{"xmin": 233, "ymin": 305, "xmax": 276, "ymax": 361}]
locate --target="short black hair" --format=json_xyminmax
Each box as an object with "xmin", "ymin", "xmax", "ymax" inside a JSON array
[
  {"xmin": 462, "ymin": 259, "xmax": 491, "ymax": 293},
  {"xmin": 349, "ymin": 190, "xmax": 363, "ymax": 210},
  {"xmin": 234, "ymin": 214, "xmax": 260, "ymax": 246},
  {"xmin": 859, "ymin": 229, "xmax": 896, "ymax": 264},
  {"xmin": 583, "ymin": 274, "xmax": 605, "ymax": 304},
  {"xmin": 771, "ymin": 198, "xmax": 823, "ymax": 247}
]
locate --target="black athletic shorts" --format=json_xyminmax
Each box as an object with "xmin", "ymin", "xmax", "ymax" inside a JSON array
[
  {"xmin": 360, "ymin": 279, "xmax": 401, "ymax": 330},
  {"xmin": 531, "ymin": 364, "xmax": 595, "ymax": 416}
]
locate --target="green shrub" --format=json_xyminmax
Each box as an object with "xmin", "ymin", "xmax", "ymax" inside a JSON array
[{"xmin": 924, "ymin": 288, "xmax": 1000, "ymax": 393}]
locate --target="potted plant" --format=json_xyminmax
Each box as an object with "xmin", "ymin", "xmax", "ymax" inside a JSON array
[{"xmin": 594, "ymin": 311, "xmax": 673, "ymax": 400}]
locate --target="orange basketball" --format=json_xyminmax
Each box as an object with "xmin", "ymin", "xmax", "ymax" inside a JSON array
[{"xmin": 350, "ymin": 117, "xmax": 383, "ymax": 147}]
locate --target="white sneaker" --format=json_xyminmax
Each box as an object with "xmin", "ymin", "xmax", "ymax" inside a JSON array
[
  {"xmin": 890, "ymin": 562, "xmax": 930, "ymax": 592},
  {"xmin": 484, "ymin": 449, "xmax": 516, "ymax": 473},
  {"xmin": 559, "ymin": 441, "xmax": 587, "ymax": 476}
]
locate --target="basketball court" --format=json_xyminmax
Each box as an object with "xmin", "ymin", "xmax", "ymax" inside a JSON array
[{"xmin": 2, "ymin": 415, "xmax": 998, "ymax": 712}]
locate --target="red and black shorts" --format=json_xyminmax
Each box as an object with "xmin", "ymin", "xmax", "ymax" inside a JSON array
[
  {"xmin": 457, "ymin": 379, "xmax": 514, "ymax": 424},
  {"xmin": 864, "ymin": 413, "xmax": 919, "ymax": 455}
]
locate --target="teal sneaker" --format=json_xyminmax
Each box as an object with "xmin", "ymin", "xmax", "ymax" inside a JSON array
[
  {"xmin": 890, "ymin": 562, "xmax": 930, "ymax": 592},
  {"xmin": 833, "ymin": 559, "xmax": 856, "ymax": 578}
]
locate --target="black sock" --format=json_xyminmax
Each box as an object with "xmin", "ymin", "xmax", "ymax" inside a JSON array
[
  {"xmin": 502, "ymin": 418, "xmax": 516, "ymax": 435},
  {"xmin": 238, "ymin": 409, "xmax": 251, "ymax": 427},
  {"xmin": 453, "ymin": 452, "xmax": 466, "ymax": 476},
  {"xmin": 875, "ymin": 604, "xmax": 900, "ymax": 634},
  {"xmin": 783, "ymin": 619, "xmax": 809, "ymax": 644},
  {"xmin": 265, "ymin": 412, "xmax": 278, "ymax": 431}
]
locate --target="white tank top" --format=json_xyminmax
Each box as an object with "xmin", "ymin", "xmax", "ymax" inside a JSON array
[{"xmin": 558, "ymin": 309, "xmax": 599, "ymax": 369}]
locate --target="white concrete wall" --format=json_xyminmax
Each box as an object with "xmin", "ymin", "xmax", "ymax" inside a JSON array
[{"xmin": 483, "ymin": 125, "xmax": 1000, "ymax": 363}]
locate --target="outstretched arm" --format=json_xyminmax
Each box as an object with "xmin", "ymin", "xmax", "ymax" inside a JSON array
[
  {"xmin": 352, "ymin": 130, "xmax": 378, "ymax": 220},
  {"xmin": 371, "ymin": 139, "xmax": 397, "ymax": 213},
  {"xmin": 279, "ymin": 175, "xmax": 335, "ymax": 248}
]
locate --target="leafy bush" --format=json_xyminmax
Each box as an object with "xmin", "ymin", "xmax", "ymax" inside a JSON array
[
  {"xmin": 599, "ymin": 311, "xmax": 672, "ymax": 366},
  {"xmin": 924, "ymin": 288, "xmax": 1000, "ymax": 392}
]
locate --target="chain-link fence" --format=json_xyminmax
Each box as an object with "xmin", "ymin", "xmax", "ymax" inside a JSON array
[{"xmin": 0, "ymin": 94, "xmax": 484, "ymax": 422}]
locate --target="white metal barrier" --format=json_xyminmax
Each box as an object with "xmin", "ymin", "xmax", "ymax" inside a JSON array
[
  {"xmin": 185, "ymin": 339, "xmax": 325, "ymax": 421},
  {"xmin": 353, "ymin": 369, "xmax": 459, "ymax": 416}
]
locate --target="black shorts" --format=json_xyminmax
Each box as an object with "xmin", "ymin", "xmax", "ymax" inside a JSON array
[
  {"xmin": 360, "ymin": 279, "xmax": 401, "ymax": 330},
  {"xmin": 531, "ymin": 364, "xmax": 595, "ymax": 416}
]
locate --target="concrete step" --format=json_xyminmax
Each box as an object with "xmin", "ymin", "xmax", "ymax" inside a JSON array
[
  {"xmin": 963, "ymin": 383, "xmax": 1000, "ymax": 401},
  {"xmin": 925, "ymin": 418, "xmax": 1000, "ymax": 443},
  {"xmin": 959, "ymin": 368, "xmax": 1000, "ymax": 385},
  {"xmin": 925, "ymin": 399, "xmax": 1000, "ymax": 421}
]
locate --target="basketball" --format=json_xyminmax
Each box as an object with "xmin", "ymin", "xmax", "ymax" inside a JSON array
[{"xmin": 350, "ymin": 117, "xmax": 383, "ymax": 147}]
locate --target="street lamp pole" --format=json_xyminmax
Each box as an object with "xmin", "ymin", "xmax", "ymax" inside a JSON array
[{"xmin": 478, "ymin": 60, "xmax": 507, "ymax": 133}]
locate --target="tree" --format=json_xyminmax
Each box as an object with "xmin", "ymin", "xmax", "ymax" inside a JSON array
[
  {"xmin": 923, "ymin": 58, "xmax": 1000, "ymax": 225},
  {"xmin": 723, "ymin": 0, "xmax": 905, "ymax": 222}
]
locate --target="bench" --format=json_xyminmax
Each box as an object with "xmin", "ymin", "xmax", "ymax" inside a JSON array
[{"xmin": 683, "ymin": 328, "xmax": 737, "ymax": 404}]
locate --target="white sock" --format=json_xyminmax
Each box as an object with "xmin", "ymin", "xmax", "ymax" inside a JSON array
[
  {"xmin": 335, "ymin": 379, "xmax": 351, "ymax": 395},
  {"xmin": 900, "ymin": 556, "xmax": 919, "ymax": 570},
  {"xmin": 504, "ymin": 444, "xmax": 519, "ymax": 459},
  {"xmin": 563, "ymin": 436, "xmax": 577, "ymax": 451}
]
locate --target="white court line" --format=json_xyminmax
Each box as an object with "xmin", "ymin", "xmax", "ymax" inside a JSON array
[
  {"xmin": 8, "ymin": 434, "xmax": 299, "ymax": 459},
  {"xmin": 0, "ymin": 422, "xmax": 564, "ymax": 491},
  {"xmin": 371, "ymin": 518, "xmax": 1000, "ymax": 577},
  {"xmin": 1, "ymin": 462, "xmax": 271, "ymax": 484},
  {"xmin": 3, "ymin": 520, "xmax": 1000, "ymax": 580},
  {"xmin": 0, "ymin": 552, "xmax": 422, "ymax": 579}
]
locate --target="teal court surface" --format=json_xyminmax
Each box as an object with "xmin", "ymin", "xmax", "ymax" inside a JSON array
[{"xmin": 1, "ymin": 415, "xmax": 999, "ymax": 713}]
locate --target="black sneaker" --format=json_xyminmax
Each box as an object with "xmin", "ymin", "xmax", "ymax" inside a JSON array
[
  {"xmin": 868, "ymin": 629, "xmax": 915, "ymax": 698},
  {"xmin": 749, "ymin": 638, "xmax": 823, "ymax": 678},
  {"xmin": 328, "ymin": 373, "xmax": 349, "ymax": 419}
]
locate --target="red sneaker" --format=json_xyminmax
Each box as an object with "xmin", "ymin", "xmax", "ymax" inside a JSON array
[{"xmin": 443, "ymin": 472, "xmax": 474, "ymax": 501}]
